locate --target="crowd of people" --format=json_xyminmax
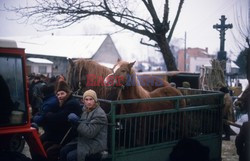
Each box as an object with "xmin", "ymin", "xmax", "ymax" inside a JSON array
[{"xmin": 27, "ymin": 74, "xmax": 108, "ymax": 161}]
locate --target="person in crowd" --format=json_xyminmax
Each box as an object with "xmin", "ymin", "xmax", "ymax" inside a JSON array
[
  {"xmin": 55, "ymin": 74, "xmax": 66, "ymax": 92},
  {"xmin": 235, "ymin": 85, "xmax": 250, "ymax": 119},
  {"xmin": 169, "ymin": 137, "xmax": 210, "ymax": 161},
  {"xmin": 32, "ymin": 83, "xmax": 59, "ymax": 138},
  {"xmin": 219, "ymin": 86, "xmax": 234, "ymax": 140},
  {"xmin": 235, "ymin": 121, "xmax": 250, "ymax": 161},
  {"xmin": 170, "ymin": 82, "xmax": 176, "ymax": 88},
  {"xmin": 31, "ymin": 75, "xmax": 46, "ymax": 115},
  {"xmin": 59, "ymin": 89, "xmax": 108, "ymax": 161},
  {"xmin": 43, "ymin": 81, "xmax": 81, "ymax": 156}
]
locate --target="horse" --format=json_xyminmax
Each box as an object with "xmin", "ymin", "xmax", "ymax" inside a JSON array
[
  {"xmin": 66, "ymin": 58, "xmax": 170, "ymax": 113},
  {"xmin": 104, "ymin": 60, "xmax": 186, "ymax": 113},
  {"xmin": 104, "ymin": 60, "xmax": 186, "ymax": 145},
  {"xmin": 67, "ymin": 58, "xmax": 119, "ymax": 113}
]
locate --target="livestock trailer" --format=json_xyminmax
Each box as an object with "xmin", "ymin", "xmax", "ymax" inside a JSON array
[{"xmin": 94, "ymin": 88, "xmax": 224, "ymax": 161}]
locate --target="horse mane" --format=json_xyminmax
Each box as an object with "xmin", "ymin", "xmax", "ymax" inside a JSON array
[
  {"xmin": 75, "ymin": 59, "xmax": 112, "ymax": 79},
  {"xmin": 67, "ymin": 59, "xmax": 112, "ymax": 98},
  {"xmin": 130, "ymin": 68, "xmax": 150, "ymax": 98}
]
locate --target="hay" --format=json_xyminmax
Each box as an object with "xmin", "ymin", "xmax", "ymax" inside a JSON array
[{"xmin": 200, "ymin": 59, "xmax": 226, "ymax": 90}]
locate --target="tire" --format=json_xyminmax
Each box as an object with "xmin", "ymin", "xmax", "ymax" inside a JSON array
[{"xmin": 9, "ymin": 134, "xmax": 25, "ymax": 153}]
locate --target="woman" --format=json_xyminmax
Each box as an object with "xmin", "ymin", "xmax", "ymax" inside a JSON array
[{"xmin": 59, "ymin": 89, "xmax": 108, "ymax": 161}]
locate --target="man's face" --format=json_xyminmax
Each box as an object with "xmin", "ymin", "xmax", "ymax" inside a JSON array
[
  {"xmin": 83, "ymin": 96, "xmax": 96, "ymax": 111},
  {"xmin": 56, "ymin": 91, "xmax": 67, "ymax": 103}
]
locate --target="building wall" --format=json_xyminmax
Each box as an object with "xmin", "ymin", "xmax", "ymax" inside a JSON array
[
  {"xmin": 26, "ymin": 54, "xmax": 68, "ymax": 77},
  {"xmin": 189, "ymin": 57, "xmax": 212, "ymax": 73},
  {"xmin": 178, "ymin": 48, "xmax": 214, "ymax": 72},
  {"xmin": 26, "ymin": 61, "xmax": 53, "ymax": 77},
  {"xmin": 92, "ymin": 35, "xmax": 121, "ymax": 65}
]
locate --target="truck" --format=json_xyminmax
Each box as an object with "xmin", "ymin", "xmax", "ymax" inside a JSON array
[{"xmin": 0, "ymin": 39, "xmax": 46, "ymax": 160}]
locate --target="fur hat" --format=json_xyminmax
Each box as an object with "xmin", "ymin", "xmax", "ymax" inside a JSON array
[
  {"xmin": 83, "ymin": 89, "xmax": 97, "ymax": 102},
  {"xmin": 56, "ymin": 81, "xmax": 71, "ymax": 93}
]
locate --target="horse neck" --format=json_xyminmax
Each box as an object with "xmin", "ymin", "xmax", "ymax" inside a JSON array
[{"xmin": 120, "ymin": 72, "xmax": 150, "ymax": 99}]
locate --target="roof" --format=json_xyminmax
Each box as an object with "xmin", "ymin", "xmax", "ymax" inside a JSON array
[
  {"xmin": 230, "ymin": 61, "xmax": 239, "ymax": 69},
  {"xmin": 27, "ymin": 57, "xmax": 53, "ymax": 64},
  {"xmin": 0, "ymin": 35, "xmax": 106, "ymax": 58},
  {"xmin": 0, "ymin": 33, "xmax": 163, "ymax": 62}
]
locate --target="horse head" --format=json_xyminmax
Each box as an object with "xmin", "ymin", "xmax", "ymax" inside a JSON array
[{"xmin": 104, "ymin": 60, "xmax": 136, "ymax": 88}]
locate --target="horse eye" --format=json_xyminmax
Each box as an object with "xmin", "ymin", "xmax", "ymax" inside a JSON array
[{"xmin": 121, "ymin": 70, "xmax": 126, "ymax": 73}]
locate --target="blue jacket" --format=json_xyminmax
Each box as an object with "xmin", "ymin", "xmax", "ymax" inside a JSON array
[{"xmin": 33, "ymin": 94, "xmax": 59, "ymax": 126}]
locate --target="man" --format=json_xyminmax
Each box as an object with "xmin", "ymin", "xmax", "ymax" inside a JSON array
[
  {"xmin": 235, "ymin": 121, "xmax": 250, "ymax": 161},
  {"xmin": 219, "ymin": 86, "xmax": 234, "ymax": 140},
  {"xmin": 31, "ymin": 75, "xmax": 46, "ymax": 115},
  {"xmin": 59, "ymin": 89, "xmax": 108, "ymax": 161}
]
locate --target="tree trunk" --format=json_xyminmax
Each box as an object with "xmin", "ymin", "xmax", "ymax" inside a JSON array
[{"xmin": 156, "ymin": 35, "xmax": 178, "ymax": 71}]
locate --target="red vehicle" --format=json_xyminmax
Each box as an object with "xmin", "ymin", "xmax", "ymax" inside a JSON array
[{"xmin": 0, "ymin": 39, "xmax": 46, "ymax": 160}]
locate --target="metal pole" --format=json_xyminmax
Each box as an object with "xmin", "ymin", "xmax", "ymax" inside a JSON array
[{"xmin": 184, "ymin": 32, "xmax": 187, "ymax": 71}]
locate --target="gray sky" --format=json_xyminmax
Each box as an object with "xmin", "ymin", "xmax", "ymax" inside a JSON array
[{"xmin": 0, "ymin": 0, "xmax": 249, "ymax": 57}]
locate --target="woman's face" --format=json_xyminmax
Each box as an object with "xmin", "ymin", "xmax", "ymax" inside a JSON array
[
  {"xmin": 83, "ymin": 96, "xmax": 96, "ymax": 111},
  {"xmin": 57, "ymin": 91, "xmax": 67, "ymax": 102}
]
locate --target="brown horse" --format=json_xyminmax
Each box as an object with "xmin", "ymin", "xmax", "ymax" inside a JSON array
[
  {"xmin": 104, "ymin": 60, "xmax": 186, "ymax": 146},
  {"xmin": 104, "ymin": 60, "xmax": 186, "ymax": 113}
]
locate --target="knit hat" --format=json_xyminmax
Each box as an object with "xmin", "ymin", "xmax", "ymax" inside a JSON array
[
  {"xmin": 56, "ymin": 81, "xmax": 71, "ymax": 93},
  {"xmin": 83, "ymin": 89, "xmax": 97, "ymax": 102}
]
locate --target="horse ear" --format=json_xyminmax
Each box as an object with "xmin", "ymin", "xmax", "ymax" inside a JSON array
[
  {"xmin": 68, "ymin": 58, "xmax": 74, "ymax": 67},
  {"xmin": 129, "ymin": 61, "xmax": 136, "ymax": 68},
  {"xmin": 117, "ymin": 58, "xmax": 121, "ymax": 62}
]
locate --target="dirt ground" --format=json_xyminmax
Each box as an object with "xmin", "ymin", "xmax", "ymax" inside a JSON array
[
  {"xmin": 23, "ymin": 136, "xmax": 239, "ymax": 161},
  {"xmin": 222, "ymin": 136, "xmax": 239, "ymax": 161}
]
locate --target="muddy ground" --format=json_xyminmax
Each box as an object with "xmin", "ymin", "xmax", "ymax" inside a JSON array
[
  {"xmin": 222, "ymin": 136, "xmax": 239, "ymax": 161},
  {"xmin": 23, "ymin": 136, "xmax": 239, "ymax": 160}
]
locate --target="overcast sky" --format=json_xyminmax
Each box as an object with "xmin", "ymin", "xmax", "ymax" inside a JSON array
[{"xmin": 0, "ymin": 0, "xmax": 249, "ymax": 58}]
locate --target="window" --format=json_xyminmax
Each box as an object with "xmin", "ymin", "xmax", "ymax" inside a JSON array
[
  {"xmin": 0, "ymin": 55, "xmax": 27, "ymax": 126},
  {"xmin": 196, "ymin": 65, "xmax": 200, "ymax": 72},
  {"xmin": 38, "ymin": 66, "xmax": 47, "ymax": 74}
]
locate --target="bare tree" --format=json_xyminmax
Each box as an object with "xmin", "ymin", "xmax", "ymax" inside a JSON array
[
  {"xmin": 233, "ymin": 2, "xmax": 250, "ymax": 83},
  {"xmin": 5, "ymin": 0, "xmax": 184, "ymax": 71}
]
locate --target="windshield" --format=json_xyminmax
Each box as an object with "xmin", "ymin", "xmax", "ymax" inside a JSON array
[{"xmin": 0, "ymin": 54, "xmax": 28, "ymax": 126}]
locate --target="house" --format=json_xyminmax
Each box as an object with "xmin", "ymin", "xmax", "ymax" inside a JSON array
[
  {"xmin": 177, "ymin": 47, "xmax": 215, "ymax": 73},
  {"xmin": 26, "ymin": 58, "xmax": 53, "ymax": 77},
  {"xmin": 91, "ymin": 34, "xmax": 121, "ymax": 65}
]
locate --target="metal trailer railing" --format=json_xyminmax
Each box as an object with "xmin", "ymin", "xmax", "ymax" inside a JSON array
[{"xmin": 76, "ymin": 88, "xmax": 224, "ymax": 161}]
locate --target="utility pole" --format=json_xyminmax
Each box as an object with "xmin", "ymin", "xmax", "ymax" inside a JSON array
[
  {"xmin": 213, "ymin": 15, "xmax": 233, "ymax": 61},
  {"xmin": 184, "ymin": 32, "xmax": 187, "ymax": 71}
]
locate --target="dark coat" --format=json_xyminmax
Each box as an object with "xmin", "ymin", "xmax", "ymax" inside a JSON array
[
  {"xmin": 235, "ymin": 121, "xmax": 250, "ymax": 161},
  {"xmin": 44, "ymin": 94, "xmax": 82, "ymax": 143},
  {"xmin": 31, "ymin": 81, "xmax": 46, "ymax": 113},
  {"xmin": 33, "ymin": 94, "xmax": 59, "ymax": 126}
]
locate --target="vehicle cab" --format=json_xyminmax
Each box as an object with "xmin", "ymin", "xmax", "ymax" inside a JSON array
[{"xmin": 0, "ymin": 39, "xmax": 46, "ymax": 160}]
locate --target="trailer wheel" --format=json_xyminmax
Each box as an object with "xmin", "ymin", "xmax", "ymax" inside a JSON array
[{"xmin": 9, "ymin": 134, "xmax": 25, "ymax": 152}]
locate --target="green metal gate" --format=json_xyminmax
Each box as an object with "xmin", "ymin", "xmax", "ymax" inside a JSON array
[{"xmin": 82, "ymin": 88, "xmax": 224, "ymax": 161}]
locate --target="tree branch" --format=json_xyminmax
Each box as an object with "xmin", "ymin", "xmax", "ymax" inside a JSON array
[{"xmin": 167, "ymin": 0, "xmax": 184, "ymax": 42}]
